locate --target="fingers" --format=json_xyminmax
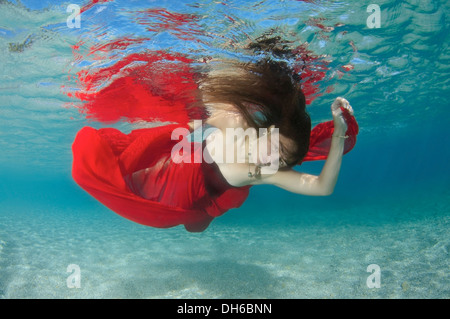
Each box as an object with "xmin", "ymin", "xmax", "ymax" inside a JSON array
[{"xmin": 332, "ymin": 97, "xmax": 354, "ymax": 115}]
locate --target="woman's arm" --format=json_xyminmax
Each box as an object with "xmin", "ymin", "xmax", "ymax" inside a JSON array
[{"xmin": 253, "ymin": 97, "xmax": 353, "ymax": 196}]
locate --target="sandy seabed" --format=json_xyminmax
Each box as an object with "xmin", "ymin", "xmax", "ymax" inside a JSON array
[{"xmin": 0, "ymin": 190, "xmax": 448, "ymax": 299}]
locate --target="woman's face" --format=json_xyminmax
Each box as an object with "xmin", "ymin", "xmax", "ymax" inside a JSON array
[
  {"xmin": 249, "ymin": 126, "xmax": 289, "ymax": 172},
  {"xmin": 205, "ymin": 125, "xmax": 290, "ymax": 172}
]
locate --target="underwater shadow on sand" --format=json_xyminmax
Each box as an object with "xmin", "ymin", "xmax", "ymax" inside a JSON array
[{"xmin": 171, "ymin": 258, "xmax": 281, "ymax": 298}]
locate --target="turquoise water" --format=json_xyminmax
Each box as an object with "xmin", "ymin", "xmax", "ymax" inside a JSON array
[{"xmin": 0, "ymin": 0, "xmax": 449, "ymax": 299}]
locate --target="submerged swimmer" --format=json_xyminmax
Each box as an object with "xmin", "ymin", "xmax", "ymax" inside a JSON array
[{"xmin": 72, "ymin": 41, "xmax": 358, "ymax": 232}]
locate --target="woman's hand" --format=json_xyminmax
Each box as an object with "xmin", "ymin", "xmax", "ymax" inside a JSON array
[{"xmin": 331, "ymin": 97, "xmax": 353, "ymax": 135}]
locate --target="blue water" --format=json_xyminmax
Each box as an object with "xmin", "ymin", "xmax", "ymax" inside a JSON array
[{"xmin": 0, "ymin": 0, "xmax": 449, "ymax": 299}]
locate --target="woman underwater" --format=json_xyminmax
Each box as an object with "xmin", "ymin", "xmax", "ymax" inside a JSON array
[{"xmin": 72, "ymin": 39, "xmax": 358, "ymax": 232}]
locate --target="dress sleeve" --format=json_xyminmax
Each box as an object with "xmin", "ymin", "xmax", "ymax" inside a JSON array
[{"xmin": 301, "ymin": 107, "xmax": 359, "ymax": 162}]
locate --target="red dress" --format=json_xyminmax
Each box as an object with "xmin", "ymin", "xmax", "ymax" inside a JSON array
[
  {"xmin": 72, "ymin": 122, "xmax": 253, "ymax": 232},
  {"xmin": 72, "ymin": 109, "xmax": 357, "ymax": 232}
]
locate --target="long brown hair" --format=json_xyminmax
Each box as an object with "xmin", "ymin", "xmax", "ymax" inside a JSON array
[{"xmin": 197, "ymin": 37, "xmax": 311, "ymax": 167}]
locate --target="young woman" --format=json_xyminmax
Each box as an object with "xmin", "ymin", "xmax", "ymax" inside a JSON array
[{"xmin": 72, "ymin": 46, "xmax": 358, "ymax": 232}]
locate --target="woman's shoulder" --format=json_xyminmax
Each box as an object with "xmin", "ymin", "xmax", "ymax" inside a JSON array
[
  {"xmin": 213, "ymin": 161, "xmax": 280, "ymax": 188},
  {"xmin": 214, "ymin": 161, "xmax": 297, "ymax": 188},
  {"xmin": 213, "ymin": 162, "xmax": 254, "ymax": 188}
]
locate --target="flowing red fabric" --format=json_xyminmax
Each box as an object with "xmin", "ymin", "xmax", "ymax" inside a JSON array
[
  {"xmin": 302, "ymin": 107, "xmax": 359, "ymax": 162},
  {"xmin": 67, "ymin": 51, "xmax": 208, "ymax": 124},
  {"xmin": 72, "ymin": 110, "xmax": 358, "ymax": 232},
  {"xmin": 72, "ymin": 123, "xmax": 251, "ymax": 232},
  {"xmin": 71, "ymin": 51, "xmax": 358, "ymax": 232}
]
